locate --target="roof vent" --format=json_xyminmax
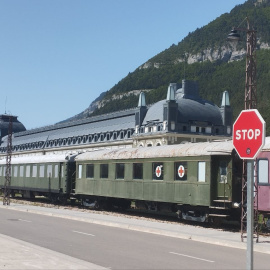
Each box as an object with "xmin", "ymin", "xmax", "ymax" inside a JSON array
[
  {"xmin": 138, "ymin": 92, "xmax": 146, "ymax": 107},
  {"xmin": 182, "ymin": 80, "xmax": 199, "ymax": 99},
  {"xmin": 167, "ymin": 83, "xmax": 177, "ymax": 101},
  {"xmin": 221, "ymin": 91, "xmax": 230, "ymax": 106}
]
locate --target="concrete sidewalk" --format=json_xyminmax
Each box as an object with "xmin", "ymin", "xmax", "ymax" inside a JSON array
[
  {"xmin": 0, "ymin": 233, "xmax": 108, "ymax": 270},
  {"xmin": 0, "ymin": 203, "xmax": 269, "ymax": 269}
]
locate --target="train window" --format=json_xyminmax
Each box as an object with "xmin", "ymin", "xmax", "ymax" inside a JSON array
[
  {"xmin": 116, "ymin": 163, "xmax": 125, "ymax": 179},
  {"xmin": 219, "ymin": 161, "xmax": 227, "ymax": 183},
  {"xmin": 258, "ymin": 159, "xmax": 269, "ymax": 184},
  {"xmin": 0, "ymin": 166, "xmax": 2, "ymax": 176},
  {"xmin": 13, "ymin": 166, "xmax": 18, "ymax": 177},
  {"xmin": 133, "ymin": 163, "xmax": 143, "ymax": 180},
  {"xmin": 61, "ymin": 165, "xmax": 64, "ymax": 178},
  {"xmin": 175, "ymin": 162, "xmax": 187, "ymax": 181},
  {"xmin": 54, "ymin": 165, "xmax": 59, "ymax": 178},
  {"xmin": 153, "ymin": 163, "xmax": 163, "ymax": 180},
  {"xmin": 100, "ymin": 164, "xmax": 108, "ymax": 178},
  {"xmin": 32, "ymin": 165, "xmax": 37, "ymax": 177},
  {"xmin": 198, "ymin": 162, "xmax": 206, "ymax": 182},
  {"xmin": 19, "ymin": 166, "xmax": 24, "ymax": 177},
  {"xmin": 86, "ymin": 164, "xmax": 94, "ymax": 178},
  {"xmin": 47, "ymin": 165, "xmax": 53, "ymax": 178},
  {"xmin": 78, "ymin": 165, "xmax": 82, "ymax": 179},
  {"xmin": 39, "ymin": 165, "xmax": 45, "ymax": 177},
  {"xmin": 26, "ymin": 165, "xmax": 31, "ymax": 177}
]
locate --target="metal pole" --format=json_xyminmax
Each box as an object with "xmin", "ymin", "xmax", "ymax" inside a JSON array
[
  {"xmin": 3, "ymin": 116, "xmax": 13, "ymax": 205},
  {"xmin": 247, "ymin": 160, "xmax": 254, "ymax": 270}
]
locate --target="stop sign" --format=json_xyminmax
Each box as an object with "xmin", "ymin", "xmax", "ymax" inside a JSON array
[{"xmin": 233, "ymin": 109, "xmax": 265, "ymax": 159}]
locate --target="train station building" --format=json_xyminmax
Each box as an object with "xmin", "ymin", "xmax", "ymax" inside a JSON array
[{"xmin": 0, "ymin": 80, "xmax": 232, "ymax": 157}]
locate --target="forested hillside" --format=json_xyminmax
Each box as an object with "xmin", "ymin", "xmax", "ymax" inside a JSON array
[{"xmin": 73, "ymin": 0, "xmax": 270, "ymax": 134}]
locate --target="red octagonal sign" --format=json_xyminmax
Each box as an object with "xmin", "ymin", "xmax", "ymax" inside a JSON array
[{"xmin": 233, "ymin": 109, "xmax": 266, "ymax": 159}]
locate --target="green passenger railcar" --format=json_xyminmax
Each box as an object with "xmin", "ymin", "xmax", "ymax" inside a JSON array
[
  {"xmin": 75, "ymin": 141, "xmax": 242, "ymax": 222},
  {"xmin": 0, "ymin": 154, "xmax": 76, "ymax": 202}
]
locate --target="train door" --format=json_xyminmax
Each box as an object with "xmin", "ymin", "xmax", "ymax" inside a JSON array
[
  {"xmin": 257, "ymin": 158, "xmax": 270, "ymax": 212},
  {"xmin": 67, "ymin": 161, "xmax": 76, "ymax": 194},
  {"xmin": 213, "ymin": 157, "xmax": 232, "ymax": 201},
  {"xmin": 58, "ymin": 163, "xmax": 62, "ymax": 192}
]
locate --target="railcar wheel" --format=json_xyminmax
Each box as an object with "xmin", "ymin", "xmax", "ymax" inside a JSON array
[
  {"xmin": 49, "ymin": 194, "xmax": 58, "ymax": 204},
  {"xmin": 266, "ymin": 218, "xmax": 270, "ymax": 230},
  {"xmin": 210, "ymin": 216, "xmax": 222, "ymax": 227},
  {"xmin": 177, "ymin": 210, "xmax": 182, "ymax": 220},
  {"xmin": 58, "ymin": 195, "xmax": 67, "ymax": 205}
]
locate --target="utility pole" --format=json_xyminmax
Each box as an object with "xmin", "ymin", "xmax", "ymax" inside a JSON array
[
  {"xmin": 228, "ymin": 17, "xmax": 258, "ymax": 242},
  {"xmin": 3, "ymin": 116, "xmax": 13, "ymax": 205},
  {"xmin": 228, "ymin": 17, "xmax": 259, "ymax": 270}
]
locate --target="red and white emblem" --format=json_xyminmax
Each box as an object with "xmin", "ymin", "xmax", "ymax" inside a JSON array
[
  {"xmin": 155, "ymin": 166, "xmax": 162, "ymax": 177},
  {"xmin": 178, "ymin": 165, "xmax": 185, "ymax": 178}
]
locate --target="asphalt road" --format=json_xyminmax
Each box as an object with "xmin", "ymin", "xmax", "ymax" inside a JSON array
[{"xmin": 0, "ymin": 207, "xmax": 269, "ymax": 270}]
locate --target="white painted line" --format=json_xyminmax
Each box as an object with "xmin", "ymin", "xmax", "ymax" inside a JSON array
[
  {"xmin": 72, "ymin": 230, "xmax": 95, "ymax": 237},
  {"xmin": 18, "ymin": 219, "xmax": 32, "ymax": 223},
  {"xmin": 169, "ymin": 252, "xmax": 215, "ymax": 263}
]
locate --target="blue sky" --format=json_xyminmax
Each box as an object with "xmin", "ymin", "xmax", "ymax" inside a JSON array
[{"xmin": 0, "ymin": 0, "xmax": 245, "ymax": 130}]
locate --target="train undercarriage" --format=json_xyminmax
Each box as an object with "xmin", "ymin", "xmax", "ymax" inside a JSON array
[{"xmin": 80, "ymin": 195, "xmax": 239, "ymax": 225}]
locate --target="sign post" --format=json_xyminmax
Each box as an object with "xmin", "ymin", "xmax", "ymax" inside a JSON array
[{"xmin": 233, "ymin": 109, "xmax": 265, "ymax": 270}]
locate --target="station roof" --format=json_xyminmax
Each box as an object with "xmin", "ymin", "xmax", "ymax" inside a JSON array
[{"xmin": 142, "ymin": 97, "xmax": 223, "ymax": 126}]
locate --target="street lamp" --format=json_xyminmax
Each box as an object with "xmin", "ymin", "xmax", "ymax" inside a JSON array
[
  {"xmin": 227, "ymin": 18, "xmax": 257, "ymax": 270},
  {"xmin": 227, "ymin": 17, "xmax": 257, "ymax": 110}
]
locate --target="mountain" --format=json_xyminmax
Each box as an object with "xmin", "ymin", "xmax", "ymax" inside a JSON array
[{"xmin": 63, "ymin": 0, "xmax": 270, "ymax": 134}]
